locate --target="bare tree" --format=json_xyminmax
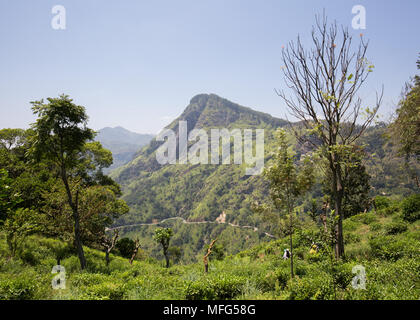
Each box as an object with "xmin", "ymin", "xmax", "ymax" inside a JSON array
[
  {"xmin": 129, "ymin": 238, "xmax": 141, "ymax": 265},
  {"xmin": 101, "ymin": 229, "xmax": 119, "ymax": 266},
  {"xmin": 277, "ymin": 13, "xmax": 382, "ymax": 258},
  {"xmin": 203, "ymin": 239, "xmax": 217, "ymax": 273}
]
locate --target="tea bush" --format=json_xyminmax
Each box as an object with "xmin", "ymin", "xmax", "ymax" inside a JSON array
[
  {"xmin": 374, "ymin": 196, "xmax": 391, "ymax": 210},
  {"xmin": 185, "ymin": 274, "xmax": 247, "ymax": 300},
  {"xmin": 384, "ymin": 220, "xmax": 408, "ymax": 235},
  {"xmin": 401, "ymin": 194, "xmax": 420, "ymax": 222},
  {"xmin": 287, "ymin": 273, "xmax": 334, "ymax": 300},
  {"xmin": 0, "ymin": 271, "xmax": 51, "ymax": 300}
]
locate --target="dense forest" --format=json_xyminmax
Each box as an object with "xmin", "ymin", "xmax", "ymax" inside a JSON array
[{"xmin": 0, "ymin": 17, "xmax": 419, "ymax": 300}]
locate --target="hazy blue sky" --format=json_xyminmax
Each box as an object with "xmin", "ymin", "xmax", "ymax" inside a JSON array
[{"xmin": 0, "ymin": 0, "xmax": 419, "ymax": 133}]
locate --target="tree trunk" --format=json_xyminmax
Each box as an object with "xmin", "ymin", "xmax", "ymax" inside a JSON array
[
  {"xmin": 164, "ymin": 249, "xmax": 170, "ymax": 268},
  {"xmin": 105, "ymin": 250, "xmax": 110, "ymax": 266},
  {"xmin": 289, "ymin": 232, "xmax": 294, "ymax": 279},
  {"xmin": 330, "ymin": 153, "xmax": 345, "ymax": 259},
  {"xmin": 61, "ymin": 170, "xmax": 86, "ymax": 270},
  {"xmin": 72, "ymin": 204, "xmax": 86, "ymax": 270},
  {"xmin": 334, "ymin": 199, "xmax": 344, "ymax": 259}
]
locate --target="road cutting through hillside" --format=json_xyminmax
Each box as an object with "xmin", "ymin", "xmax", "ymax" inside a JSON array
[{"xmin": 107, "ymin": 216, "xmax": 276, "ymax": 239}]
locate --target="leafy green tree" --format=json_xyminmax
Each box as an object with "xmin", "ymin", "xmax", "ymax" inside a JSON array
[
  {"xmin": 29, "ymin": 94, "xmax": 96, "ymax": 269},
  {"xmin": 40, "ymin": 183, "xmax": 128, "ymax": 247},
  {"xmin": 257, "ymin": 129, "xmax": 315, "ymax": 278},
  {"xmin": 0, "ymin": 128, "xmax": 57, "ymax": 213},
  {"xmin": 4, "ymin": 208, "xmax": 40, "ymax": 257},
  {"xmin": 389, "ymin": 54, "xmax": 420, "ymax": 188},
  {"xmin": 116, "ymin": 237, "xmax": 136, "ymax": 259},
  {"xmin": 153, "ymin": 227, "xmax": 174, "ymax": 268}
]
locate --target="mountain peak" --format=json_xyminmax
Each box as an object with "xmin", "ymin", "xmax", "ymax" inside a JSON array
[
  {"xmin": 169, "ymin": 94, "xmax": 286, "ymax": 131},
  {"xmin": 189, "ymin": 93, "xmax": 224, "ymax": 105}
]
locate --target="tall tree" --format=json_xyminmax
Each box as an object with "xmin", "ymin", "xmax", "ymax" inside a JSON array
[
  {"xmin": 277, "ymin": 14, "xmax": 382, "ymax": 258},
  {"xmin": 389, "ymin": 54, "xmax": 420, "ymax": 188},
  {"xmin": 29, "ymin": 95, "xmax": 95, "ymax": 269},
  {"xmin": 258, "ymin": 129, "xmax": 315, "ymax": 278}
]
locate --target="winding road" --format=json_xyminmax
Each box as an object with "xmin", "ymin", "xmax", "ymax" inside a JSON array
[{"xmin": 108, "ymin": 216, "xmax": 276, "ymax": 239}]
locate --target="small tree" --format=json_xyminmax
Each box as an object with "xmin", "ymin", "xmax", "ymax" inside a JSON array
[
  {"xmin": 4, "ymin": 208, "xmax": 40, "ymax": 257},
  {"xmin": 129, "ymin": 238, "xmax": 141, "ymax": 265},
  {"xmin": 116, "ymin": 237, "xmax": 136, "ymax": 259},
  {"xmin": 258, "ymin": 129, "xmax": 315, "ymax": 278},
  {"xmin": 153, "ymin": 227, "xmax": 173, "ymax": 268},
  {"xmin": 203, "ymin": 239, "xmax": 217, "ymax": 273},
  {"xmin": 101, "ymin": 230, "xmax": 119, "ymax": 266}
]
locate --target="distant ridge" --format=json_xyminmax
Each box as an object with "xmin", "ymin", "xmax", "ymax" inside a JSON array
[{"xmin": 96, "ymin": 126, "xmax": 154, "ymax": 172}]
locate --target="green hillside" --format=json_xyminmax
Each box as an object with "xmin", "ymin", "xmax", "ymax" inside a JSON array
[
  {"xmin": 110, "ymin": 95, "xmax": 419, "ymax": 263},
  {"xmin": 1, "ymin": 196, "xmax": 418, "ymax": 300}
]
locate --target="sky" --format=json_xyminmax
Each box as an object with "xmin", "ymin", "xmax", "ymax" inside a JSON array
[{"xmin": 0, "ymin": 0, "xmax": 419, "ymax": 134}]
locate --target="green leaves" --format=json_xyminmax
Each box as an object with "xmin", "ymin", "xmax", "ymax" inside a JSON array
[
  {"xmin": 153, "ymin": 227, "xmax": 174, "ymax": 248},
  {"xmin": 261, "ymin": 128, "xmax": 315, "ymax": 230},
  {"xmin": 29, "ymin": 94, "xmax": 95, "ymax": 167},
  {"xmin": 4, "ymin": 208, "xmax": 41, "ymax": 256}
]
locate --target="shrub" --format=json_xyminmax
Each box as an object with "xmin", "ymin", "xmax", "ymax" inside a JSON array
[
  {"xmin": 287, "ymin": 274, "xmax": 334, "ymax": 300},
  {"xmin": 0, "ymin": 272, "xmax": 50, "ymax": 300},
  {"xmin": 401, "ymin": 194, "xmax": 420, "ymax": 222},
  {"xmin": 351, "ymin": 212, "xmax": 377, "ymax": 224},
  {"xmin": 331, "ymin": 263, "xmax": 353, "ymax": 290},
  {"xmin": 374, "ymin": 196, "xmax": 391, "ymax": 210},
  {"xmin": 369, "ymin": 223, "xmax": 382, "ymax": 232},
  {"xmin": 257, "ymin": 269, "xmax": 289, "ymax": 292},
  {"xmin": 345, "ymin": 258, "xmax": 420, "ymax": 300},
  {"xmin": 377, "ymin": 204, "xmax": 400, "ymax": 217},
  {"xmin": 116, "ymin": 238, "xmax": 136, "ymax": 259},
  {"xmin": 19, "ymin": 250, "xmax": 39, "ymax": 266},
  {"xmin": 78, "ymin": 281, "xmax": 126, "ymax": 300},
  {"xmin": 70, "ymin": 273, "xmax": 109, "ymax": 288},
  {"xmin": 384, "ymin": 221, "xmax": 408, "ymax": 235},
  {"xmin": 369, "ymin": 235, "xmax": 417, "ymax": 261},
  {"xmin": 343, "ymin": 219, "xmax": 359, "ymax": 232},
  {"xmin": 359, "ymin": 213, "xmax": 377, "ymax": 224},
  {"xmin": 344, "ymin": 233, "xmax": 361, "ymax": 244},
  {"xmin": 185, "ymin": 274, "xmax": 246, "ymax": 300}
]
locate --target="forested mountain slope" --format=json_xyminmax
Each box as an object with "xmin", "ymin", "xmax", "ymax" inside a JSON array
[{"xmin": 110, "ymin": 94, "xmax": 419, "ymax": 262}]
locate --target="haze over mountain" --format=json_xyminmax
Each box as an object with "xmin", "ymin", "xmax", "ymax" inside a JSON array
[
  {"xmin": 95, "ymin": 126, "xmax": 154, "ymax": 172},
  {"xmin": 110, "ymin": 94, "xmax": 419, "ymax": 262}
]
